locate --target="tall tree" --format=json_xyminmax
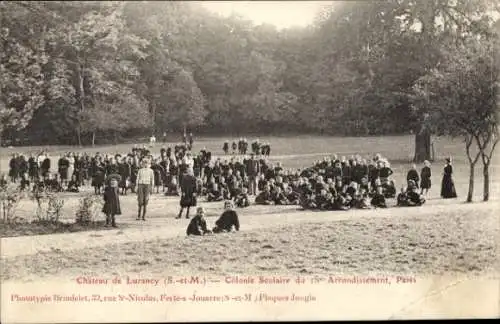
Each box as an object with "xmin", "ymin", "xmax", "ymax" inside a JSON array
[
  {"xmin": 0, "ymin": 2, "xmax": 50, "ymax": 144},
  {"xmin": 413, "ymin": 36, "xmax": 498, "ymax": 202},
  {"xmin": 155, "ymin": 68, "xmax": 206, "ymax": 133}
]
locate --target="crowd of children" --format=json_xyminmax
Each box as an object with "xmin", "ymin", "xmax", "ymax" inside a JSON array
[
  {"xmin": 4, "ymin": 146, "xmax": 431, "ymax": 210},
  {"xmin": 249, "ymin": 155, "xmax": 429, "ymax": 211},
  {"xmin": 3, "ymin": 138, "xmax": 441, "ymax": 230}
]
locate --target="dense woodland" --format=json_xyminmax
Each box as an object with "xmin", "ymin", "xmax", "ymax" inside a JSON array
[{"xmin": 1, "ymin": 1, "xmax": 499, "ymax": 159}]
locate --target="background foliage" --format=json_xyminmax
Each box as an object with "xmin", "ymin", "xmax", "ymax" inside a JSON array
[{"xmin": 0, "ymin": 1, "xmax": 498, "ymax": 145}]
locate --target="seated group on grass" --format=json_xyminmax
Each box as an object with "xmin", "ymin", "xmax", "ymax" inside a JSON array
[
  {"xmin": 253, "ymin": 154, "xmax": 428, "ymax": 210},
  {"xmin": 253, "ymin": 154, "xmax": 395, "ymax": 210},
  {"xmin": 186, "ymin": 203, "xmax": 240, "ymax": 236}
]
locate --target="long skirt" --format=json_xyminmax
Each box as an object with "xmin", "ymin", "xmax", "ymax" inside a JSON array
[
  {"xmin": 180, "ymin": 193, "xmax": 197, "ymax": 208},
  {"xmin": 440, "ymin": 175, "xmax": 457, "ymax": 198},
  {"xmin": 420, "ymin": 177, "xmax": 431, "ymax": 190}
]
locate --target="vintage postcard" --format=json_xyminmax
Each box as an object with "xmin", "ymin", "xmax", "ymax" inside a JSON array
[{"xmin": 1, "ymin": 0, "xmax": 499, "ymax": 322}]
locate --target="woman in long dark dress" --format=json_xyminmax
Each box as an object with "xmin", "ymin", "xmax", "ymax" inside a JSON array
[{"xmin": 440, "ymin": 157, "xmax": 457, "ymax": 199}]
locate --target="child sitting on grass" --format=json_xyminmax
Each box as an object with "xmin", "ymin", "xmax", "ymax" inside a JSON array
[
  {"xmin": 67, "ymin": 175, "xmax": 80, "ymax": 193},
  {"xmin": 255, "ymin": 186, "xmax": 274, "ymax": 205},
  {"xmin": 44, "ymin": 173, "xmax": 62, "ymax": 192},
  {"xmin": 102, "ymin": 175, "xmax": 121, "ymax": 228},
  {"xmin": 186, "ymin": 207, "xmax": 211, "ymax": 236},
  {"xmin": 207, "ymin": 183, "xmax": 224, "ymax": 202},
  {"xmin": 370, "ymin": 186, "xmax": 387, "ymax": 208},
  {"xmin": 213, "ymin": 201, "xmax": 240, "ymax": 233},
  {"xmin": 284, "ymin": 186, "xmax": 300, "ymax": 205},
  {"xmin": 164, "ymin": 177, "xmax": 179, "ymax": 196},
  {"xmin": 234, "ymin": 187, "xmax": 250, "ymax": 208},
  {"xmin": 397, "ymin": 186, "xmax": 408, "ymax": 206},
  {"xmin": 397, "ymin": 180, "xmax": 425, "ymax": 207},
  {"xmin": 20, "ymin": 173, "xmax": 30, "ymax": 191},
  {"xmin": 0, "ymin": 174, "xmax": 7, "ymax": 189}
]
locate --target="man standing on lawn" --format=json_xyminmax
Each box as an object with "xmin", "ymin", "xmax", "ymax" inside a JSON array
[
  {"xmin": 135, "ymin": 159, "xmax": 155, "ymax": 221},
  {"xmin": 245, "ymin": 153, "xmax": 260, "ymax": 196}
]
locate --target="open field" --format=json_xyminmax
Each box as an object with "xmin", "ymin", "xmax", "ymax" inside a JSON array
[
  {"xmin": 1, "ymin": 135, "xmax": 499, "ymax": 282},
  {"xmin": 0, "ymin": 134, "xmax": 472, "ymax": 170},
  {"xmin": 1, "ymin": 135, "xmax": 497, "ymax": 191},
  {"xmin": 1, "ymin": 199, "xmax": 498, "ymax": 282}
]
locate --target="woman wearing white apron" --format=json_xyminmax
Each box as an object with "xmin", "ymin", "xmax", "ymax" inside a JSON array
[{"xmin": 67, "ymin": 152, "xmax": 75, "ymax": 184}]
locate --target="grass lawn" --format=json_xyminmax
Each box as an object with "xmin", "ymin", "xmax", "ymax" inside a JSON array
[{"xmin": 1, "ymin": 200, "xmax": 498, "ymax": 282}]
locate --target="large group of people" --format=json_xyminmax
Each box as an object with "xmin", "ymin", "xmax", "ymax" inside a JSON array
[{"xmin": 2, "ymin": 136, "xmax": 459, "ymax": 230}]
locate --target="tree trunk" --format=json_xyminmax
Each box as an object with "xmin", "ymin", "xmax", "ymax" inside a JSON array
[
  {"xmin": 76, "ymin": 65, "xmax": 85, "ymax": 146},
  {"xmin": 76, "ymin": 127, "xmax": 82, "ymax": 147},
  {"xmin": 414, "ymin": 131, "xmax": 432, "ymax": 163},
  {"xmin": 483, "ymin": 163, "xmax": 489, "ymax": 202},
  {"xmin": 91, "ymin": 131, "xmax": 96, "ymax": 147},
  {"xmin": 466, "ymin": 164, "xmax": 475, "ymax": 203},
  {"xmin": 76, "ymin": 63, "xmax": 85, "ymax": 147},
  {"xmin": 151, "ymin": 102, "xmax": 156, "ymax": 135}
]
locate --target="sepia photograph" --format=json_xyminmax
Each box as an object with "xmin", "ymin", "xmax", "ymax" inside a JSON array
[{"xmin": 1, "ymin": 0, "xmax": 499, "ymax": 322}]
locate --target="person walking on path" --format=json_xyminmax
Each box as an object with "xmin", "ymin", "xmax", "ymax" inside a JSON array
[{"xmin": 135, "ymin": 159, "xmax": 155, "ymax": 220}]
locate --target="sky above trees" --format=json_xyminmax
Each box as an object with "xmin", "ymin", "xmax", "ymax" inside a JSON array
[{"xmin": 200, "ymin": 1, "xmax": 333, "ymax": 29}]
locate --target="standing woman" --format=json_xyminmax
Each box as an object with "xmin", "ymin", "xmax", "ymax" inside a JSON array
[
  {"xmin": 420, "ymin": 160, "xmax": 432, "ymax": 196},
  {"xmin": 440, "ymin": 157, "xmax": 457, "ymax": 199},
  {"xmin": 67, "ymin": 152, "xmax": 75, "ymax": 184}
]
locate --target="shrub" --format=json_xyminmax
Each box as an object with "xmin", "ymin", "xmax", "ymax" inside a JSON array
[
  {"xmin": 30, "ymin": 187, "xmax": 65, "ymax": 222},
  {"xmin": 0, "ymin": 183, "xmax": 24, "ymax": 223},
  {"xmin": 75, "ymin": 194, "xmax": 103, "ymax": 225}
]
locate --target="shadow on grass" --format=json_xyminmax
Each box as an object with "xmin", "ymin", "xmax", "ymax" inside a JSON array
[{"xmin": 0, "ymin": 219, "xmax": 129, "ymax": 238}]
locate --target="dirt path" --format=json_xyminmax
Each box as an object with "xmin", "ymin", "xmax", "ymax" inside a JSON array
[{"xmin": 2, "ymin": 198, "xmax": 497, "ymax": 259}]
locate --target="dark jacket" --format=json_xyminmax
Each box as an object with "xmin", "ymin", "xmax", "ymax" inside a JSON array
[
  {"xmin": 186, "ymin": 216, "xmax": 209, "ymax": 236},
  {"xmin": 181, "ymin": 174, "xmax": 197, "ymax": 195},
  {"xmin": 214, "ymin": 210, "xmax": 240, "ymax": 232},
  {"xmin": 370, "ymin": 193, "xmax": 387, "ymax": 208},
  {"xmin": 102, "ymin": 186, "xmax": 121, "ymax": 215},
  {"xmin": 406, "ymin": 169, "xmax": 420, "ymax": 186}
]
